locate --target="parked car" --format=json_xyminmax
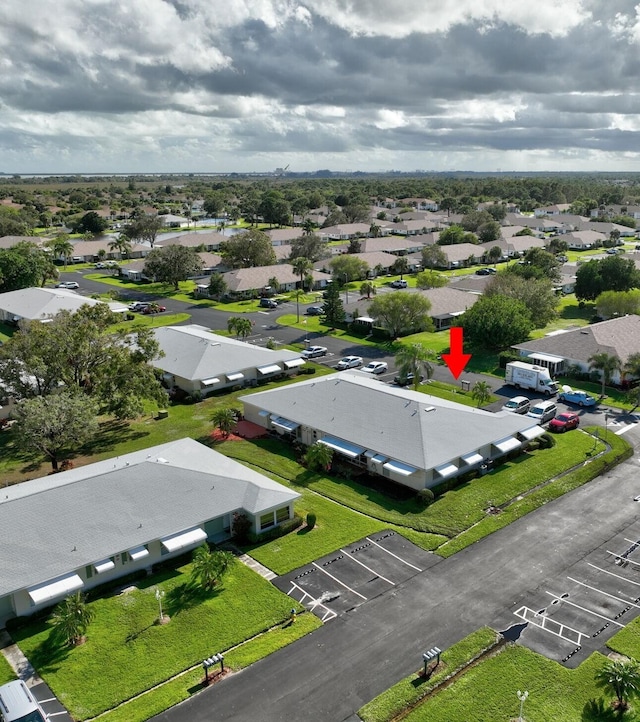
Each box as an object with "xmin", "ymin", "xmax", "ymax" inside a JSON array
[
  {"xmin": 0, "ymin": 680, "xmax": 48, "ymax": 722},
  {"xmin": 606, "ymin": 247, "xmax": 620, "ymax": 255},
  {"xmin": 501, "ymin": 396, "xmax": 530, "ymax": 414},
  {"xmin": 475, "ymin": 267, "xmax": 496, "ymax": 276},
  {"xmin": 142, "ymin": 304, "xmax": 166, "ymax": 314},
  {"xmin": 548, "ymin": 412, "xmax": 580, "ymax": 433},
  {"xmin": 55, "ymin": 281, "xmax": 79, "ymax": 289},
  {"xmin": 558, "ymin": 386, "xmax": 596, "ymax": 407},
  {"xmin": 556, "ymin": 254, "xmax": 568, "ymax": 262},
  {"xmin": 301, "ymin": 345, "xmax": 327, "ymax": 359},
  {"xmin": 390, "ymin": 279, "xmax": 408, "ymax": 288},
  {"xmin": 95, "ymin": 262, "xmax": 106, "ymax": 269},
  {"xmin": 526, "ymin": 400, "xmax": 558, "ymax": 424},
  {"xmin": 361, "ymin": 361, "xmax": 388, "ymax": 375},
  {"xmin": 306, "ymin": 306, "xmax": 324, "ymax": 316},
  {"xmin": 394, "ymin": 372, "xmax": 425, "ymax": 386},
  {"xmin": 336, "ymin": 355, "xmax": 363, "ymax": 370},
  {"xmin": 259, "ymin": 298, "xmax": 278, "ymax": 309},
  {"xmin": 128, "ymin": 302, "xmax": 150, "ymax": 312}
]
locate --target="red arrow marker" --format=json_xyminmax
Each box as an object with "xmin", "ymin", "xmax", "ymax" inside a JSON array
[{"xmin": 442, "ymin": 327, "xmax": 472, "ymax": 380}]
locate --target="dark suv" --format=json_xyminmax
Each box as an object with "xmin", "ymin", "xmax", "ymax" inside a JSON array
[{"xmin": 259, "ymin": 298, "xmax": 278, "ymax": 309}]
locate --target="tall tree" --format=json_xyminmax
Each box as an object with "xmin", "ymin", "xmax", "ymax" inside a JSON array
[
  {"xmin": 143, "ymin": 245, "xmax": 203, "ymax": 289},
  {"xmin": 304, "ymin": 442, "xmax": 334, "ymax": 472},
  {"xmin": 421, "ymin": 244, "xmax": 447, "ymax": 270},
  {"xmin": 220, "ymin": 229, "xmax": 276, "ymax": 268},
  {"xmin": 360, "ymin": 281, "xmax": 376, "ymax": 299},
  {"xmin": 416, "ymin": 270, "xmax": 447, "ymax": 289},
  {"xmin": 227, "ymin": 316, "xmax": 253, "ymax": 339},
  {"xmin": 395, "ymin": 343, "xmax": 436, "ymax": 391},
  {"xmin": 391, "ymin": 256, "xmax": 410, "ymax": 279},
  {"xmin": 0, "ymin": 241, "xmax": 52, "ymax": 293},
  {"xmin": 51, "ymin": 592, "xmax": 94, "ymax": 647},
  {"xmin": 368, "ymin": 293, "xmax": 433, "ymax": 338},
  {"xmin": 208, "ymin": 272, "xmax": 227, "ymax": 299},
  {"xmin": 595, "ymin": 658, "xmax": 640, "ymax": 712},
  {"xmin": 320, "ymin": 280, "xmax": 345, "ymax": 329},
  {"xmin": 485, "ymin": 274, "xmax": 558, "ymax": 328},
  {"xmin": 13, "ymin": 391, "xmax": 99, "ymax": 471},
  {"xmin": 459, "ymin": 295, "xmax": 533, "ymax": 350},
  {"xmin": 108, "ymin": 234, "xmax": 133, "ymax": 260},
  {"xmin": 289, "ymin": 233, "xmax": 327, "ymax": 263},
  {"xmin": 329, "ymin": 254, "xmax": 369, "ymax": 282},
  {"xmin": 588, "ymin": 352, "xmax": 622, "ymax": 397},
  {"xmin": 73, "ymin": 211, "xmax": 108, "ymax": 235},
  {"xmin": 46, "ymin": 234, "xmax": 74, "ymax": 269},
  {"xmin": 471, "ymin": 381, "xmax": 493, "ymax": 407},
  {"xmin": 575, "ymin": 257, "xmax": 640, "ymax": 301}
]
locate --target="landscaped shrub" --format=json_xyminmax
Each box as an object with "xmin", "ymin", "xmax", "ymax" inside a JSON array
[
  {"xmin": 232, "ymin": 512, "xmax": 252, "ymax": 543},
  {"xmin": 538, "ymin": 433, "xmax": 555, "ymax": 449},
  {"xmin": 306, "ymin": 512, "xmax": 316, "ymax": 530},
  {"xmin": 246, "ymin": 515, "xmax": 304, "ymax": 544},
  {"xmin": 417, "ymin": 488, "xmax": 435, "ymax": 506}
]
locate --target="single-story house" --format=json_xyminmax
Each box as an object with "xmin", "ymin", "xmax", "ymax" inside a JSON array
[
  {"xmin": 359, "ymin": 236, "xmax": 428, "ymax": 255},
  {"xmin": 155, "ymin": 231, "xmax": 227, "ymax": 252},
  {"xmin": 399, "ymin": 198, "xmax": 439, "ymax": 211},
  {"xmin": 0, "ymin": 287, "xmax": 127, "ymax": 324},
  {"xmin": 534, "ymin": 204, "xmax": 572, "ymax": 216},
  {"xmin": 389, "ymin": 220, "xmax": 441, "ymax": 236},
  {"xmin": 419, "ymin": 287, "xmax": 479, "ymax": 330},
  {"xmin": 317, "ymin": 223, "xmax": 372, "ymax": 241},
  {"xmin": 158, "ymin": 214, "xmax": 190, "ymax": 228},
  {"xmin": 152, "ymin": 324, "xmax": 306, "ymax": 393},
  {"xmin": 68, "ymin": 239, "xmax": 150, "ymax": 262},
  {"xmin": 439, "ymin": 243, "xmax": 485, "ymax": 269},
  {"xmin": 506, "ymin": 236, "xmax": 547, "ymax": 257},
  {"xmin": 575, "ymin": 221, "xmax": 636, "ymax": 237},
  {"xmin": 512, "ymin": 314, "xmax": 640, "ymax": 383},
  {"xmin": 314, "ymin": 251, "xmax": 398, "ymax": 277},
  {"xmin": 563, "ymin": 231, "xmax": 606, "ymax": 250},
  {"xmin": 265, "ymin": 228, "xmax": 306, "ymax": 246},
  {"xmin": 195, "ymin": 264, "xmax": 332, "ymax": 299},
  {"xmin": 241, "ymin": 371, "xmax": 544, "ymax": 491},
  {"xmin": 0, "ymin": 438, "xmax": 299, "ymax": 623},
  {"xmin": 0, "ymin": 236, "xmax": 45, "ymax": 250}
]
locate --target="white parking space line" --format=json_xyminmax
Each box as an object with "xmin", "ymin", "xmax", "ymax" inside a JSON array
[
  {"xmin": 616, "ymin": 423, "xmax": 638, "ymax": 435},
  {"xmin": 588, "ymin": 562, "xmax": 640, "ymax": 587},
  {"xmin": 312, "ymin": 562, "xmax": 367, "ymax": 600},
  {"xmin": 340, "ymin": 549, "xmax": 394, "ymax": 585},
  {"xmin": 366, "ymin": 537, "xmax": 422, "ymax": 572},
  {"xmin": 606, "ymin": 551, "xmax": 640, "ymax": 569},
  {"xmin": 287, "ymin": 582, "xmax": 337, "ymax": 622},
  {"xmin": 544, "ymin": 590, "xmax": 624, "ymax": 628},
  {"xmin": 566, "ymin": 576, "xmax": 640, "ymax": 608},
  {"xmin": 515, "ymin": 605, "xmax": 588, "ymax": 644}
]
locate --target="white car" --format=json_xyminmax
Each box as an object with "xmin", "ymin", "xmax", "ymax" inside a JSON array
[
  {"xmin": 336, "ymin": 355, "xmax": 363, "ymax": 370},
  {"xmin": 301, "ymin": 345, "xmax": 328, "ymax": 359},
  {"xmin": 56, "ymin": 281, "xmax": 79, "ymax": 289},
  {"xmin": 361, "ymin": 361, "xmax": 388, "ymax": 375},
  {"xmin": 502, "ymin": 396, "xmax": 530, "ymax": 415}
]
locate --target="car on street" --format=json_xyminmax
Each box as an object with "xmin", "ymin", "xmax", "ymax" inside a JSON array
[
  {"xmin": 606, "ymin": 247, "xmax": 621, "ymax": 254},
  {"xmin": 361, "ymin": 361, "xmax": 388, "ymax": 375},
  {"xmin": 259, "ymin": 298, "xmax": 278, "ymax": 309},
  {"xmin": 548, "ymin": 412, "xmax": 580, "ymax": 433},
  {"xmin": 142, "ymin": 304, "xmax": 166, "ymax": 314},
  {"xmin": 475, "ymin": 267, "xmax": 497, "ymax": 276},
  {"xmin": 501, "ymin": 396, "xmax": 530, "ymax": 414},
  {"xmin": 393, "ymin": 372, "xmax": 425, "ymax": 386},
  {"xmin": 390, "ymin": 279, "xmax": 408, "ymax": 288},
  {"xmin": 128, "ymin": 302, "xmax": 150, "ymax": 311},
  {"xmin": 336, "ymin": 355, "xmax": 363, "ymax": 370},
  {"xmin": 558, "ymin": 386, "xmax": 596, "ymax": 407},
  {"xmin": 56, "ymin": 281, "xmax": 79, "ymax": 289},
  {"xmin": 306, "ymin": 306, "xmax": 324, "ymax": 316},
  {"xmin": 301, "ymin": 345, "xmax": 327, "ymax": 359}
]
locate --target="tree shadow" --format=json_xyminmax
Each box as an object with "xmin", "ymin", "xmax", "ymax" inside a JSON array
[
  {"xmin": 581, "ymin": 697, "xmax": 623, "ymax": 721},
  {"xmin": 77, "ymin": 419, "xmax": 149, "ymax": 456},
  {"xmin": 26, "ymin": 626, "xmax": 73, "ymax": 673},
  {"xmin": 164, "ymin": 581, "xmax": 222, "ymax": 618}
]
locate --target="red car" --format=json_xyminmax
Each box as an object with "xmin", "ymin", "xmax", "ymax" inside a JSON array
[
  {"xmin": 548, "ymin": 412, "xmax": 580, "ymax": 433},
  {"xmin": 142, "ymin": 304, "xmax": 166, "ymax": 314}
]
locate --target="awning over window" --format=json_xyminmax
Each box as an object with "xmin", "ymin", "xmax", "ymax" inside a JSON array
[
  {"xmin": 364, "ymin": 450, "xmax": 387, "ymax": 463},
  {"xmin": 529, "ymin": 352, "xmax": 564, "ymax": 364},
  {"xmin": 258, "ymin": 409, "xmax": 270, "ymax": 417},
  {"xmin": 257, "ymin": 364, "xmax": 282, "ymax": 375},
  {"xmin": 226, "ymin": 372, "xmax": 245, "ymax": 382},
  {"xmin": 318, "ymin": 436, "xmax": 366, "ymax": 459},
  {"xmin": 129, "ymin": 545, "xmax": 150, "ymax": 561},
  {"xmin": 494, "ymin": 436, "xmax": 521, "ymax": 454},
  {"xmin": 435, "ymin": 462, "xmax": 459, "ymax": 479},
  {"xmin": 461, "ymin": 451, "xmax": 484, "ymax": 466},
  {"xmin": 519, "ymin": 425, "xmax": 546, "ymax": 441},
  {"xmin": 270, "ymin": 416, "xmax": 300, "ymax": 432},
  {"xmin": 383, "ymin": 459, "xmax": 418, "ymax": 477},
  {"xmin": 94, "ymin": 559, "xmax": 115, "ymax": 574},
  {"xmin": 284, "ymin": 358, "xmax": 305, "ymax": 369},
  {"xmin": 201, "ymin": 377, "xmax": 220, "ymax": 386},
  {"xmin": 161, "ymin": 527, "xmax": 207, "ymax": 553},
  {"xmin": 28, "ymin": 572, "xmax": 83, "ymax": 606}
]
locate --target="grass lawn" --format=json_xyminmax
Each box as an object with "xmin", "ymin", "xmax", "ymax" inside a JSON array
[
  {"xmin": 604, "ymin": 614, "xmax": 640, "ymax": 660},
  {"xmin": 0, "ymin": 322, "xmax": 15, "ymax": 344},
  {"xmin": 400, "ymin": 646, "xmax": 615, "ymax": 722},
  {"xmin": 10, "ymin": 560, "xmax": 320, "ymax": 720},
  {"xmin": 112, "ymin": 312, "xmax": 191, "ymax": 332},
  {"xmin": 0, "ymin": 653, "xmax": 17, "ymax": 685}
]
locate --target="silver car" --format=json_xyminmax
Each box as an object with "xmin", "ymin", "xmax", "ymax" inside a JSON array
[
  {"xmin": 0, "ymin": 681, "xmax": 47, "ymax": 722},
  {"xmin": 336, "ymin": 355, "xmax": 363, "ymax": 370}
]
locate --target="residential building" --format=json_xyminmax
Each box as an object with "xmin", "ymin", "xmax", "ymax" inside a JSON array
[
  {"xmin": 420, "ymin": 287, "xmax": 479, "ymax": 330},
  {"xmin": 0, "ymin": 287, "xmax": 127, "ymax": 324}
]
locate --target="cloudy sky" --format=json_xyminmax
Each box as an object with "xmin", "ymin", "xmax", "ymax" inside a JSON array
[{"xmin": 1, "ymin": 0, "xmax": 640, "ymax": 174}]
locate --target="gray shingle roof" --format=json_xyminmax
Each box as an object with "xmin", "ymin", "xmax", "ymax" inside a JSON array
[
  {"xmin": 0, "ymin": 438, "xmax": 299, "ymax": 595},
  {"xmin": 0, "ymin": 287, "xmax": 127, "ymax": 320},
  {"xmin": 153, "ymin": 324, "xmax": 304, "ymax": 380},
  {"xmin": 241, "ymin": 372, "xmax": 536, "ymax": 470}
]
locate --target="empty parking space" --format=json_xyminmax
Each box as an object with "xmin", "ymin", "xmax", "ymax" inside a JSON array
[
  {"xmin": 494, "ymin": 524, "xmax": 640, "ymax": 667},
  {"xmin": 273, "ymin": 530, "xmax": 436, "ymax": 620}
]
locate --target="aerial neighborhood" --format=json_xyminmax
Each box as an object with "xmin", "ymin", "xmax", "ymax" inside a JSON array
[{"xmin": 2, "ymin": 174, "xmax": 640, "ymax": 721}]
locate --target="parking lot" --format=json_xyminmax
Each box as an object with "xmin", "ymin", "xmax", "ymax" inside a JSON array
[
  {"xmin": 493, "ymin": 519, "xmax": 640, "ymax": 668},
  {"xmin": 273, "ymin": 531, "xmax": 437, "ymax": 620}
]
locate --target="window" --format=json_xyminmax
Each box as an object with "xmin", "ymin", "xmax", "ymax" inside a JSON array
[
  {"xmin": 260, "ymin": 512, "xmax": 275, "ymax": 530},
  {"xmin": 121, "ymin": 552, "xmax": 129, "ymax": 565},
  {"xmin": 85, "ymin": 565, "xmax": 93, "ymax": 579},
  {"xmin": 276, "ymin": 506, "xmax": 289, "ymax": 524}
]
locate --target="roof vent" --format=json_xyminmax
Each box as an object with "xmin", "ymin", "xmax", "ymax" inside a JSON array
[
  {"xmin": 424, "ymin": 406, "xmax": 436, "ymax": 412},
  {"xmin": 156, "ymin": 457, "xmax": 169, "ymax": 464}
]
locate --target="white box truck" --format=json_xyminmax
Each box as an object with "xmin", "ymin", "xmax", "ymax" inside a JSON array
[{"xmin": 505, "ymin": 361, "xmax": 558, "ymax": 396}]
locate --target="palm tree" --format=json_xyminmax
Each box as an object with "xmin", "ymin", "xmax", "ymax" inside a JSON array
[
  {"xmin": 51, "ymin": 591, "xmax": 94, "ymax": 646},
  {"xmin": 395, "ymin": 343, "xmax": 437, "ymax": 391},
  {"xmin": 471, "ymin": 381, "xmax": 493, "ymax": 407},
  {"xmin": 595, "ymin": 658, "xmax": 640, "ymax": 711},
  {"xmin": 190, "ymin": 545, "xmax": 235, "ymax": 591},
  {"xmin": 212, "ymin": 407, "xmax": 237, "ymax": 439},
  {"xmin": 302, "ymin": 218, "xmax": 316, "ymax": 236},
  {"xmin": 623, "ymin": 352, "xmax": 640, "ymax": 410},
  {"xmin": 108, "ymin": 234, "xmax": 132, "ymax": 261},
  {"xmin": 291, "ymin": 256, "xmax": 312, "ymax": 322},
  {"xmin": 46, "ymin": 234, "xmax": 74, "ymax": 270},
  {"xmin": 392, "ymin": 256, "xmax": 410, "ymax": 280},
  {"xmin": 589, "ymin": 352, "xmax": 622, "ymax": 397},
  {"xmin": 304, "ymin": 442, "xmax": 334, "ymax": 472},
  {"xmin": 369, "ymin": 223, "xmax": 381, "ymax": 238},
  {"xmin": 227, "ymin": 316, "xmax": 252, "ymax": 339},
  {"xmin": 360, "ymin": 281, "xmax": 376, "ymax": 299}
]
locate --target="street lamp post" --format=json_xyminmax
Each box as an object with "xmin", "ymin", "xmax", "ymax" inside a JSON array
[
  {"xmin": 155, "ymin": 588, "xmax": 165, "ymax": 622},
  {"xmin": 517, "ymin": 690, "xmax": 529, "ymax": 722},
  {"xmin": 343, "ymin": 273, "xmax": 349, "ymax": 305}
]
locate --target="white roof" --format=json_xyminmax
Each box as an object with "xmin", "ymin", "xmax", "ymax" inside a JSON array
[{"xmin": 0, "ymin": 287, "xmax": 127, "ymax": 321}]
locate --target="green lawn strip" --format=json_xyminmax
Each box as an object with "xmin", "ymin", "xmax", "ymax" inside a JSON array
[
  {"xmin": 359, "ymin": 627, "xmax": 498, "ymax": 722},
  {"xmin": 400, "ymin": 645, "xmax": 611, "ymax": 722},
  {"xmin": 604, "ymin": 615, "xmax": 640, "ymax": 659},
  {"xmin": 437, "ymin": 430, "xmax": 630, "ymax": 557},
  {"xmin": 112, "ymin": 313, "xmax": 191, "ymax": 332},
  {"xmin": 0, "ymin": 322, "xmax": 16, "ymax": 343},
  {"xmin": 95, "ymin": 614, "xmax": 320, "ymax": 722},
  {"xmin": 0, "ymin": 653, "xmax": 17, "ymax": 685},
  {"xmin": 11, "ymin": 562, "xmax": 305, "ymax": 720},
  {"xmin": 419, "ymin": 380, "xmax": 498, "ymax": 407}
]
